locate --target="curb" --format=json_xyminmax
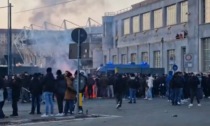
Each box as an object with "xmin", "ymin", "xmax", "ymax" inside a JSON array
[{"xmin": 0, "ymin": 114, "xmax": 103, "ymax": 125}]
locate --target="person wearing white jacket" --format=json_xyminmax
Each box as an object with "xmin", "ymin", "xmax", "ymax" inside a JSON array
[{"xmin": 145, "ymin": 74, "xmax": 154, "ymax": 100}]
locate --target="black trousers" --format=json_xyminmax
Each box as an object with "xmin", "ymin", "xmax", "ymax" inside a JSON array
[
  {"xmin": 31, "ymin": 95, "xmax": 41, "ymax": 113},
  {"xmin": 0, "ymin": 101, "xmax": 5, "ymax": 118},
  {"xmin": 190, "ymin": 89, "xmax": 200, "ymax": 104},
  {"xmin": 56, "ymin": 94, "xmax": 64, "ymax": 113},
  {"xmin": 116, "ymin": 93, "xmax": 123, "ymax": 107},
  {"xmin": 12, "ymin": 99, "xmax": 18, "ymax": 115}
]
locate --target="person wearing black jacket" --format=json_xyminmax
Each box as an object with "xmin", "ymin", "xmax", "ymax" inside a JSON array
[
  {"xmin": 55, "ymin": 70, "xmax": 66, "ymax": 116},
  {"xmin": 29, "ymin": 73, "xmax": 42, "ymax": 115},
  {"xmin": 188, "ymin": 74, "xmax": 201, "ymax": 107},
  {"xmin": 41, "ymin": 68, "xmax": 55, "ymax": 117},
  {"xmin": 11, "ymin": 75, "xmax": 21, "ymax": 116},
  {"xmin": 128, "ymin": 74, "xmax": 138, "ymax": 104},
  {"xmin": 114, "ymin": 74, "xmax": 126, "ymax": 109},
  {"xmin": 0, "ymin": 76, "xmax": 8, "ymax": 119}
]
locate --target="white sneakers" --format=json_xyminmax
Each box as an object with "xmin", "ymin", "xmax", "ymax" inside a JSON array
[
  {"xmin": 56, "ymin": 113, "xmax": 64, "ymax": 117},
  {"xmin": 41, "ymin": 114, "xmax": 54, "ymax": 117},
  {"xmin": 41, "ymin": 114, "xmax": 49, "ymax": 118},
  {"xmin": 188, "ymin": 103, "xmax": 201, "ymax": 108}
]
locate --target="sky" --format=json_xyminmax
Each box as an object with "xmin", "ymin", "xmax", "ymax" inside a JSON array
[{"xmin": 0, "ymin": 0, "xmax": 143, "ymax": 29}]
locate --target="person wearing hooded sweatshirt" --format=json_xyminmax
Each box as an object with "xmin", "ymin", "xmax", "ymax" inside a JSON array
[
  {"xmin": 41, "ymin": 67, "xmax": 55, "ymax": 117},
  {"xmin": 128, "ymin": 74, "xmax": 138, "ymax": 103},
  {"xmin": 55, "ymin": 70, "xmax": 66, "ymax": 116},
  {"xmin": 166, "ymin": 71, "xmax": 173, "ymax": 101}
]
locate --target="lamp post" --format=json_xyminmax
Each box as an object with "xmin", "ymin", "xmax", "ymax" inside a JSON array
[{"xmin": 7, "ymin": 0, "xmax": 12, "ymax": 77}]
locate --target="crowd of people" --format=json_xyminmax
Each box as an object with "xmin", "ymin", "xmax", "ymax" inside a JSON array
[{"xmin": 0, "ymin": 68, "xmax": 210, "ymax": 119}]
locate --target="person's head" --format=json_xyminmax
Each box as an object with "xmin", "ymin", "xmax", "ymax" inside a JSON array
[
  {"xmin": 65, "ymin": 71, "xmax": 72, "ymax": 78},
  {"xmin": 56, "ymin": 70, "xmax": 62, "ymax": 76},
  {"xmin": 46, "ymin": 67, "xmax": 52, "ymax": 73}
]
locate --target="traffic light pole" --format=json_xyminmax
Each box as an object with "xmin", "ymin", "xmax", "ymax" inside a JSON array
[{"xmin": 76, "ymin": 29, "xmax": 81, "ymax": 114}]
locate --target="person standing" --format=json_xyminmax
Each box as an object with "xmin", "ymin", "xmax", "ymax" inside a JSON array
[
  {"xmin": 29, "ymin": 73, "xmax": 42, "ymax": 115},
  {"xmin": 64, "ymin": 71, "xmax": 76, "ymax": 115},
  {"xmin": 128, "ymin": 74, "xmax": 138, "ymax": 103},
  {"xmin": 41, "ymin": 68, "xmax": 55, "ymax": 117},
  {"xmin": 0, "ymin": 76, "xmax": 8, "ymax": 119},
  {"xmin": 188, "ymin": 74, "xmax": 202, "ymax": 107},
  {"xmin": 145, "ymin": 74, "xmax": 154, "ymax": 100},
  {"xmin": 55, "ymin": 70, "xmax": 66, "ymax": 116},
  {"xmin": 87, "ymin": 74, "xmax": 95, "ymax": 99},
  {"xmin": 11, "ymin": 75, "xmax": 21, "ymax": 116}
]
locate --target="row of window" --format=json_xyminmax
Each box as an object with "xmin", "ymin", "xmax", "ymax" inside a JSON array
[
  {"xmin": 123, "ymin": 1, "xmax": 188, "ymax": 35},
  {"xmin": 122, "ymin": 0, "xmax": 210, "ymax": 35},
  {"xmin": 104, "ymin": 49, "xmax": 175, "ymax": 69}
]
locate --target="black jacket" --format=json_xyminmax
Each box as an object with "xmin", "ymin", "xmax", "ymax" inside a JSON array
[
  {"xmin": 114, "ymin": 75, "xmax": 126, "ymax": 94},
  {"xmin": 188, "ymin": 76, "xmax": 199, "ymax": 90},
  {"xmin": 11, "ymin": 78, "xmax": 21, "ymax": 101},
  {"xmin": 29, "ymin": 77, "xmax": 42, "ymax": 96},
  {"xmin": 42, "ymin": 73, "xmax": 55, "ymax": 93},
  {"xmin": 128, "ymin": 77, "xmax": 139, "ymax": 89},
  {"xmin": 55, "ymin": 75, "xmax": 66, "ymax": 95}
]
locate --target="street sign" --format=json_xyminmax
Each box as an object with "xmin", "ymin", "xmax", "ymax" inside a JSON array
[
  {"xmin": 71, "ymin": 28, "xmax": 87, "ymax": 43},
  {"xmin": 185, "ymin": 54, "xmax": 193, "ymax": 62},
  {"xmin": 172, "ymin": 64, "xmax": 178, "ymax": 71}
]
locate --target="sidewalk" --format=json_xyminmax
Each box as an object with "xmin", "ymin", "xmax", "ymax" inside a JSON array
[{"xmin": 0, "ymin": 101, "xmax": 97, "ymax": 125}]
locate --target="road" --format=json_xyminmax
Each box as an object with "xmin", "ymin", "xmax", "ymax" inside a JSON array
[{"xmin": 3, "ymin": 98, "xmax": 210, "ymax": 126}]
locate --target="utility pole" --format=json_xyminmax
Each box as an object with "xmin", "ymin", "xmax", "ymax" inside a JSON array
[{"xmin": 7, "ymin": 0, "xmax": 12, "ymax": 76}]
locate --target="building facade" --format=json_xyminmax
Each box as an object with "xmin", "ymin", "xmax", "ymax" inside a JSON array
[{"xmin": 102, "ymin": 0, "xmax": 210, "ymax": 73}]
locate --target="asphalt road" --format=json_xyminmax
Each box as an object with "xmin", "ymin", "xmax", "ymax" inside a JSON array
[{"xmin": 4, "ymin": 98, "xmax": 210, "ymax": 126}]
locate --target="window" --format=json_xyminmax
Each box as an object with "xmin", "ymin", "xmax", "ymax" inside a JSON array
[
  {"xmin": 181, "ymin": 1, "xmax": 188, "ymax": 23},
  {"xmin": 121, "ymin": 54, "xmax": 127, "ymax": 64},
  {"xmin": 112, "ymin": 55, "xmax": 117, "ymax": 64},
  {"xmin": 203, "ymin": 38, "xmax": 210, "ymax": 71},
  {"xmin": 154, "ymin": 9, "xmax": 163, "ymax": 28},
  {"xmin": 143, "ymin": 12, "xmax": 151, "ymax": 31},
  {"xmin": 123, "ymin": 18, "xmax": 130, "ymax": 35},
  {"xmin": 205, "ymin": 0, "xmax": 210, "ymax": 23},
  {"xmin": 132, "ymin": 16, "xmax": 140, "ymax": 33},
  {"xmin": 154, "ymin": 51, "xmax": 160, "ymax": 68},
  {"xmin": 167, "ymin": 49, "xmax": 175, "ymax": 71},
  {"xmin": 131, "ymin": 53, "xmax": 137, "ymax": 63},
  {"xmin": 104, "ymin": 55, "xmax": 107, "ymax": 64},
  {"xmin": 141, "ymin": 52, "xmax": 149, "ymax": 63},
  {"xmin": 167, "ymin": 5, "xmax": 177, "ymax": 25}
]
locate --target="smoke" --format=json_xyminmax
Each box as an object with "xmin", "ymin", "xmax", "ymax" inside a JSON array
[{"xmin": 28, "ymin": 0, "xmax": 109, "ymax": 26}]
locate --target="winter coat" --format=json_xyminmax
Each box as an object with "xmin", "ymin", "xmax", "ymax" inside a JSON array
[
  {"xmin": 188, "ymin": 76, "xmax": 199, "ymax": 90},
  {"xmin": 64, "ymin": 77, "xmax": 76, "ymax": 100},
  {"xmin": 11, "ymin": 78, "xmax": 21, "ymax": 101},
  {"xmin": 29, "ymin": 78, "xmax": 42, "ymax": 96},
  {"xmin": 170, "ymin": 76, "xmax": 184, "ymax": 89},
  {"xmin": 114, "ymin": 76, "xmax": 126, "ymax": 94},
  {"xmin": 99, "ymin": 76, "xmax": 109, "ymax": 88},
  {"xmin": 128, "ymin": 77, "xmax": 138, "ymax": 89},
  {"xmin": 55, "ymin": 75, "xmax": 66, "ymax": 96},
  {"xmin": 42, "ymin": 73, "xmax": 55, "ymax": 93}
]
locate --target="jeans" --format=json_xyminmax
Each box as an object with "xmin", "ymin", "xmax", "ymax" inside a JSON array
[
  {"xmin": 172, "ymin": 88, "xmax": 179, "ymax": 105},
  {"xmin": 146, "ymin": 87, "xmax": 153, "ymax": 99},
  {"xmin": 64, "ymin": 100, "xmax": 74, "ymax": 114},
  {"xmin": 129, "ymin": 88, "xmax": 137, "ymax": 103},
  {"xmin": 31, "ymin": 95, "xmax": 41, "ymax": 113},
  {"xmin": 107, "ymin": 85, "xmax": 114, "ymax": 98},
  {"xmin": 44, "ymin": 92, "xmax": 54, "ymax": 115},
  {"xmin": 178, "ymin": 88, "xmax": 183, "ymax": 103}
]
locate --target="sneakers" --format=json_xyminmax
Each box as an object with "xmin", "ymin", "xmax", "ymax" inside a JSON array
[
  {"xmin": 188, "ymin": 104, "xmax": 193, "ymax": 108},
  {"xmin": 78, "ymin": 110, "xmax": 83, "ymax": 114},
  {"xmin": 41, "ymin": 114, "xmax": 49, "ymax": 118},
  {"xmin": 116, "ymin": 104, "xmax": 120, "ymax": 109},
  {"xmin": 197, "ymin": 104, "xmax": 201, "ymax": 107},
  {"xmin": 56, "ymin": 113, "xmax": 64, "ymax": 117}
]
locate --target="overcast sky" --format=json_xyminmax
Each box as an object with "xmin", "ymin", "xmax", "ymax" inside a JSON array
[{"xmin": 0, "ymin": 0, "xmax": 143, "ymax": 29}]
